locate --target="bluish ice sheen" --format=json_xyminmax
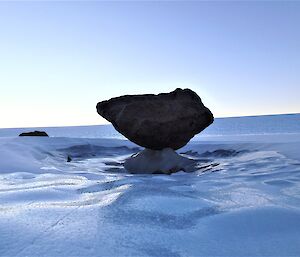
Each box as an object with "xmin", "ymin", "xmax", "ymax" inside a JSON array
[{"xmin": 0, "ymin": 114, "xmax": 299, "ymax": 257}]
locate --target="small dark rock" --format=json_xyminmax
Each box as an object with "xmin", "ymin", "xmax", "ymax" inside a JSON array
[
  {"xmin": 67, "ymin": 156, "xmax": 72, "ymax": 162},
  {"xmin": 19, "ymin": 131, "xmax": 49, "ymax": 137}
]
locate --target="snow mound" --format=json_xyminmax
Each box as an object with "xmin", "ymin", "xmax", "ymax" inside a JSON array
[{"xmin": 124, "ymin": 148, "xmax": 197, "ymax": 174}]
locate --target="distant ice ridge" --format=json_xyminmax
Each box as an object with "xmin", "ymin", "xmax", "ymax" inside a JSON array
[
  {"xmin": 0, "ymin": 132, "xmax": 300, "ymax": 256},
  {"xmin": 0, "ymin": 113, "xmax": 299, "ymax": 138}
]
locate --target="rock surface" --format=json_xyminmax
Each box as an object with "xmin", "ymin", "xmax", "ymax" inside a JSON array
[
  {"xmin": 19, "ymin": 131, "xmax": 49, "ymax": 137},
  {"xmin": 97, "ymin": 88, "xmax": 213, "ymax": 150}
]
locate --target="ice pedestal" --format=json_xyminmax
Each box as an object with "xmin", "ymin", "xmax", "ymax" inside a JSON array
[{"xmin": 124, "ymin": 148, "xmax": 196, "ymax": 174}]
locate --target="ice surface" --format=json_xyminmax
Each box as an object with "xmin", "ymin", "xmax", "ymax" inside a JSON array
[{"xmin": 0, "ymin": 133, "xmax": 300, "ymax": 256}]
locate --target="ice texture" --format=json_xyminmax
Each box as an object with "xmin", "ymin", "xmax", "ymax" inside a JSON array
[{"xmin": 0, "ymin": 132, "xmax": 300, "ymax": 256}]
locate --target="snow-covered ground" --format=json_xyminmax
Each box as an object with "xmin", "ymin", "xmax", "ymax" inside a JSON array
[{"xmin": 0, "ymin": 134, "xmax": 300, "ymax": 256}]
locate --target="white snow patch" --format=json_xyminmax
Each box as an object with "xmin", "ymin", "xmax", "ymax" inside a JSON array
[{"xmin": 0, "ymin": 135, "xmax": 300, "ymax": 256}]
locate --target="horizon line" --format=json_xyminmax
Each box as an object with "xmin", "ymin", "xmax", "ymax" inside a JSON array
[{"xmin": 0, "ymin": 112, "xmax": 299, "ymax": 130}]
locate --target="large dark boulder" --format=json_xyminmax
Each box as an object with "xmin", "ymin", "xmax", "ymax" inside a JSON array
[
  {"xmin": 19, "ymin": 131, "xmax": 49, "ymax": 137},
  {"xmin": 96, "ymin": 88, "xmax": 213, "ymax": 150}
]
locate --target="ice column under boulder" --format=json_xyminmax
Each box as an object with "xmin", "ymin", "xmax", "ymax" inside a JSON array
[{"xmin": 124, "ymin": 148, "xmax": 197, "ymax": 174}]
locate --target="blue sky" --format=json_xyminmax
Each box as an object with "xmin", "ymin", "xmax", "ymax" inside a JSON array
[{"xmin": 0, "ymin": 1, "xmax": 299, "ymax": 128}]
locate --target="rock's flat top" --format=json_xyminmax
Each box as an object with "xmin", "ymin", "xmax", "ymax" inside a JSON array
[
  {"xmin": 19, "ymin": 131, "xmax": 49, "ymax": 137},
  {"xmin": 97, "ymin": 88, "xmax": 213, "ymax": 150}
]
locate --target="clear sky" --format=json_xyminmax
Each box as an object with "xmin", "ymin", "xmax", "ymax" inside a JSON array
[{"xmin": 0, "ymin": 1, "xmax": 299, "ymax": 128}]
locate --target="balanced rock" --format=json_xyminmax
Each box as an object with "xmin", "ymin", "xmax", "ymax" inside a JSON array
[
  {"xmin": 19, "ymin": 131, "xmax": 49, "ymax": 137},
  {"xmin": 96, "ymin": 88, "xmax": 213, "ymax": 150}
]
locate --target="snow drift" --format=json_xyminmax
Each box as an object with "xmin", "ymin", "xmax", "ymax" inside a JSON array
[{"xmin": 0, "ymin": 133, "xmax": 300, "ymax": 256}]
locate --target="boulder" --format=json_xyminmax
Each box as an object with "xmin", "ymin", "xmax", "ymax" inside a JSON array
[
  {"xmin": 96, "ymin": 88, "xmax": 213, "ymax": 150},
  {"xmin": 19, "ymin": 131, "xmax": 49, "ymax": 137}
]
